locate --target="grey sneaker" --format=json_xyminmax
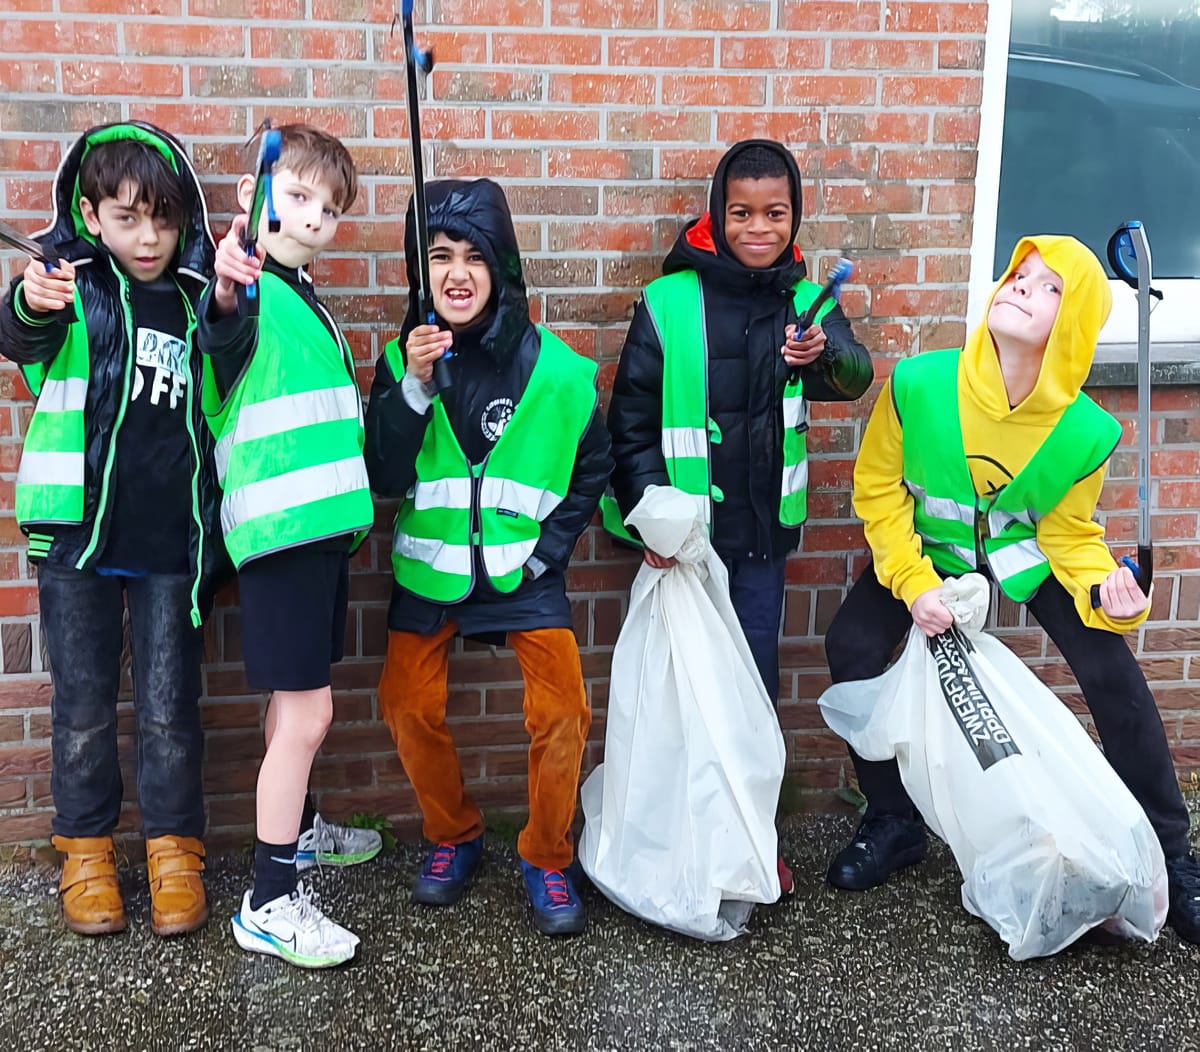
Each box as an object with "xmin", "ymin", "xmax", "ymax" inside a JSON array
[{"xmin": 296, "ymin": 813, "xmax": 383, "ymax": 872}]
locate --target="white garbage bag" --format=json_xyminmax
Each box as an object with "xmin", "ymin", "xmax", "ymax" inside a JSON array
[
  {"xmin": 579, "ymin": 485, "xmax": 785, "ymax": 941},
  {"xmin": 819, "ymin": 573, "xmax": 1167, "ymax": 960}
]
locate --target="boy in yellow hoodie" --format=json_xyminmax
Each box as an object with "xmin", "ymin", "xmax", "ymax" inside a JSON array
[{"xmin": 823, "ymin": 234, "xmax": 1199, "ymax": 945}]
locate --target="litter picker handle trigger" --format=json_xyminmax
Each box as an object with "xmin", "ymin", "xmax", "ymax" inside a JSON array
[{"xmin": 1089, "ymin": 545, "xmax": 1153, "ymax": 608}]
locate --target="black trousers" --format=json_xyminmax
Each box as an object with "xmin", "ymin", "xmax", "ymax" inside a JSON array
[
  {"xmin": 38, "ymin": 562, "xmax": 205, "ymax": 839},
  {"xmin": 824, "ymin": 566, "xmax": 1192, "ymax": 860}
]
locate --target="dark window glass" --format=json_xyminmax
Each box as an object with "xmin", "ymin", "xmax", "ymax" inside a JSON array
[{"xmin": 995, "ymin": 1, "xmax": 1200, "ymax": 279}]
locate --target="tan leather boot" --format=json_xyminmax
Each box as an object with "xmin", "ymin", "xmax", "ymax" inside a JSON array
[
  {"xmin": 52, "ymin": 835, "xmax": 126, "ymax": 936},
  {"xmin": 146, "ymin": 835, "xmax": 208, "ymax": 936}
]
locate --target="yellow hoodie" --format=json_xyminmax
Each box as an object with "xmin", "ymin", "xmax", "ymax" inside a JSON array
[{"xmin": 854, "ymin": 234, "xmax": 1140, "ymax": 632}]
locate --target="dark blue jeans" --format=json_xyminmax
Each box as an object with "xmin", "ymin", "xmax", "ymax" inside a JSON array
[
  {"xmin": 38, "ymin": 562, "xmax": 205, "ymax": 839},
  {"xmin": 720, "ymin": 553, "xmax": 789, "ymax": 707}
]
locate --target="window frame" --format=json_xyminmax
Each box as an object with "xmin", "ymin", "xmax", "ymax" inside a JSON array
[{"xmin": 967, "ymin": 0, "xmax": 1199, "ymax": 345}]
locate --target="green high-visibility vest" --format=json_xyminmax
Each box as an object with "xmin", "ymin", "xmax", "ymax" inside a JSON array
[
  {"xmin": 202, "ymin": 271, "xmax": 373, "ymax": 569},
  {"xmin": 892, "ymin": 348, "xmax": 1121, "ymax": 603},
  {"xmin": 390, "ymin": 327, "xmax": 597, "ymax": 603},
  {"xmin": 14, "ymin": 286, "xmax": 91, "ymax": 532},
  {"xmin": 602, "ymin": 269, "xmax": 834, "ymax": 542}
]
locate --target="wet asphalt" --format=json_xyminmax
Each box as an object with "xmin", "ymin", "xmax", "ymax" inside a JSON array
[{"xmin": 1, "ymin": 813, "xmax": 1199, "ymax": 1052}]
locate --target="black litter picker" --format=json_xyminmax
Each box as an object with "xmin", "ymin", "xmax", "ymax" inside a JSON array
[
  {"xmin": 396, "ymin": 0, "xmax": 453, "ymax": 392},
  {"xmin": 1090, "ymin": 220, "xmax": 1159, "ymax": 609}
]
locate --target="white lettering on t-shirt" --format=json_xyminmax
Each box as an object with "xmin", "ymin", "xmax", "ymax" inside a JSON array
[{"xmin": 133, "ymin": 327, "xmax": 188, "ymax": 410}]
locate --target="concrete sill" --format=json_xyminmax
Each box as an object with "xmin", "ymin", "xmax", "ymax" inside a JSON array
[{"xmin": 1087, "ymin": 343, "xmax": 1200, "ymax": 386}]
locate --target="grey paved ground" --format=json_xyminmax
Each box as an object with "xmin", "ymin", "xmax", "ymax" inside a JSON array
[{"xmin": 1, "ymin": 814, "xmax": 1199, "ymax": 1052}]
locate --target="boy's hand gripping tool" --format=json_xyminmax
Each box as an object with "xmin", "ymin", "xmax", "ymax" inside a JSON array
[
  {"xmin": 397, "ymin": 1, "xmax": 452, "ymax": 392},
  {"xmin": 0, "ymin": 219, "xmax": 77, "ymax": 323},
  {"xmin": 237, "ymin": 120, "xmax": 282, "ymax": 316},
  {"xmin": 787, "ymin": 257, "xmax": 854, "ymax": 386},
  {"xmin": 1091, "ymin": 221, "xmax": 1156, "ymax": 609}
]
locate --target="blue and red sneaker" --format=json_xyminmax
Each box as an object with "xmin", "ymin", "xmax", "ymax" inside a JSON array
[
  {"xmin": 520, "ymin": 859, "xmax": 586, "ymax": 935},
  {"xmin": 412, "ymin": 834, "xmax": 483, "ymax": 906}
]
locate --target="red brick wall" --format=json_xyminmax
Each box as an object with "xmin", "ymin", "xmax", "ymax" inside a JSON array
[{"xmin": 0, "ymin": 2, "xmax": 1194, "ymax": 848}]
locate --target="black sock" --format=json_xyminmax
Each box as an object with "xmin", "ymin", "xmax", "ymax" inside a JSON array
[
  {"xmin": 299, "ymin": 793, "xmax": 317, "ymax": 836},
  {"xmin": 250, "ymin": 839, "xmax": 298, "ymax": 910}
]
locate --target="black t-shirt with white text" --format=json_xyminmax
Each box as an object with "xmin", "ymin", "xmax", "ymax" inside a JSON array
[{"xmin": 98, "ymin": 275, "xmax": 194, "ymax": 575}]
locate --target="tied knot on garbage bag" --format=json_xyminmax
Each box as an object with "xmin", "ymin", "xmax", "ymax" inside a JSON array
[
  {"xmin": 938, "ymin": 572, "xmax": 990, "ymax": 634},
  {"xmin": 626, "ymin": 484, "xmax": 710, "ymax": 570}
]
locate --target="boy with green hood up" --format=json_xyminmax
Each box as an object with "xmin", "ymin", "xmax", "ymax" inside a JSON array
[{"xmin": 0, "ymin": 122, "xmax": 219, "ymax": 938}]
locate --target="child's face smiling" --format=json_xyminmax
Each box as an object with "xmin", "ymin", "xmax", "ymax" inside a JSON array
[
  {"xmin": 428, "ymin": 232, "xmax": 492, "ymax": 331},
  {"xmin": 723, "ymin": 176, "xmax": 794, "ymax": 269},
  {"xmin": 79, "ymin": 179, "xmax": 180, "ymax": 283},
  {"xmin": 240, "ymin": 165, "xmax": 341, "ymax": 268},
  {"xmin": 988, "ymin": 248, "xmax": 1063, "ymax": 353}
]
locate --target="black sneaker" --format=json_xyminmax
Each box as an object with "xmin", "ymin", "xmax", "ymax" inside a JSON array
[
  {"xmin": 1166, "ymin": 854, "xmax": 1200, "ymax": 945},
  {"xmin": 826, "ymin": 813, "xmax": 928, "ymax": 891},
  {"xmin": 412, "ymin": 834, "xmax": 483, "ymax": 906}
]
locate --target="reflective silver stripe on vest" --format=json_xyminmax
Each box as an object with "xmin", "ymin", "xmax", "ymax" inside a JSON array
[
  {"xmin": 36, "ymin": 377, "xmax": 88, "ymax": 414},
  {"xmin": 782, "ymin": 459, "xmax": 809, "ymax": 496},
  {"xmin": 410, "ymin": 477, "xmax": 473, "ymax": 511},
  {"xmin": 215, "ymin": 386, "xmax": 363, "ymax": 483},
  {"xmin": 222, "ymin": 456, "xmax": 369, "ymax": 535},
  {"xmin": 783, "ymin": 393, "xmax": 808, "ymax": 430},
  {"xmin": 484, "ymin": 538, "xmax": 539, "ymax": 577},
  {"xmin": 16, "ymin": 450, "xmax": 85, "ymax": 487},
  {"xmin": 985, "ymin": 537, "xmax": 1047, "ymax": 580},
  {"xmin": 480, "ymin": 477, "xmax": 564, "ymax": 522},
  {"xmin": 930, "ymin": 541, "xmax": 978, "ymax": 567},
  {"xmin": 904, "ymin": 480, "xmax": 976, "ymax": 528},
  {"xmin": 988, "ymin": 507, "xmax": 1039, "ymax": 535},
  {"xmin": 392, "ymin": 532, "xmax": 473, "ymax": 576},
  {"xmin": 661, "ymin": 427, "xmax": 707, "ymax": 460}
]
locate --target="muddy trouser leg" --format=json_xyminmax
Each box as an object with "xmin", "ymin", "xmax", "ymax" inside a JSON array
[
  {"xmin": 1026, "ymin": 574, "xmax": 1191, "ymax": 859},
  {"xmin": 824, "ymin": 565, "xmax": 918, "ymax": 819},
  {"xmin": 38, "ymin": 562, "xmax": 126, "ymax": 838},
  {"xmin": 125, "ymin": 572, "xmax": 206, "ymax": 839},
  {"xmin": 722, "ymin": 553, "xmax": 789, "ymax": 708}
]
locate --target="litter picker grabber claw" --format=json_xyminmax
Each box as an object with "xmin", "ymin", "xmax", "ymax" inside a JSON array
[
  {"xmin": 1091, "ymin": 221, "xmax": 1157, "ymax": 609},
  {"xmin": 787, "ymin": 257, "xmax": 853, "ymax": 386},
  {"xmin": 0, "ymin": 219, "xmax": 62, "ymax": 271},
  {"xmin": 396, "ymin": 1, "xmax": 452, "ymax": 392},
  {"xmin": 0, "ymin": 219, "xmax": 77, "ymax": 323},
  {"xmin": 237, "ymin": 119, "xmax": 282, "ymax": 315}
]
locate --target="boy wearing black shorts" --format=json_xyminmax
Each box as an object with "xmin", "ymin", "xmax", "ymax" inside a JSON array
[{"xmin": 197, "ymin": 125, "xmax": 375, "ymax": 968}]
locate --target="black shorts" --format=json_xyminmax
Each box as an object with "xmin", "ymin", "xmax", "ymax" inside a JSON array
[{"xmin": 237, "ymin": 544, "xmax": 349, "ymax": 692}]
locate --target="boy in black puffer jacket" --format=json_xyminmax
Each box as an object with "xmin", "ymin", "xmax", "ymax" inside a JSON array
[
  {"xmin": 365, "ymin": 178, "xmax": 612, "ymax": 936},
  {"xmin": 606, "ymin": 139, "xmax": 873, "ymax": 894},
  {"xmin": 0, "ymin": 122, "xmax": 219, "ymax": 938}
]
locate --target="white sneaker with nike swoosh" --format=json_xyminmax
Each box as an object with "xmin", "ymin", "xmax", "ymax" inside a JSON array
[{"xmin": 231, "ymin": 881, "xmax": 359, "ymax": 968}]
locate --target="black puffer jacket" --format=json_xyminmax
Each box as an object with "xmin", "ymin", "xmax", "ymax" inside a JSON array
[
  {"xmin": 0, "ymin": 121, "xmax": 225, "ymax": 615},
  {"xmin": 608, "ymin": 139, "xmax": 872, "ymax": 560},
  {"xmin": 365, "ymin": 178, "xmax": 612, "ymax": 638}
]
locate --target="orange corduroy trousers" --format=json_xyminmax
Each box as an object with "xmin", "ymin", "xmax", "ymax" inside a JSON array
[{"xmin": 378, "ymin": 622, "xmax": 591, "ymax": 871}]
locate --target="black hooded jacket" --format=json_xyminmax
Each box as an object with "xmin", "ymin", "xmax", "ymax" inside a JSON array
[
  {"xmin": 0, "ymin": 121, "xmax": 226, "ymax": 613},
  {"xmin": 607, "ymin": 139, "xmax": 872, "ymax": 560},
  {"xmin": 364, "ymin": 178, "xmax": 613, "ymax": 638}
]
